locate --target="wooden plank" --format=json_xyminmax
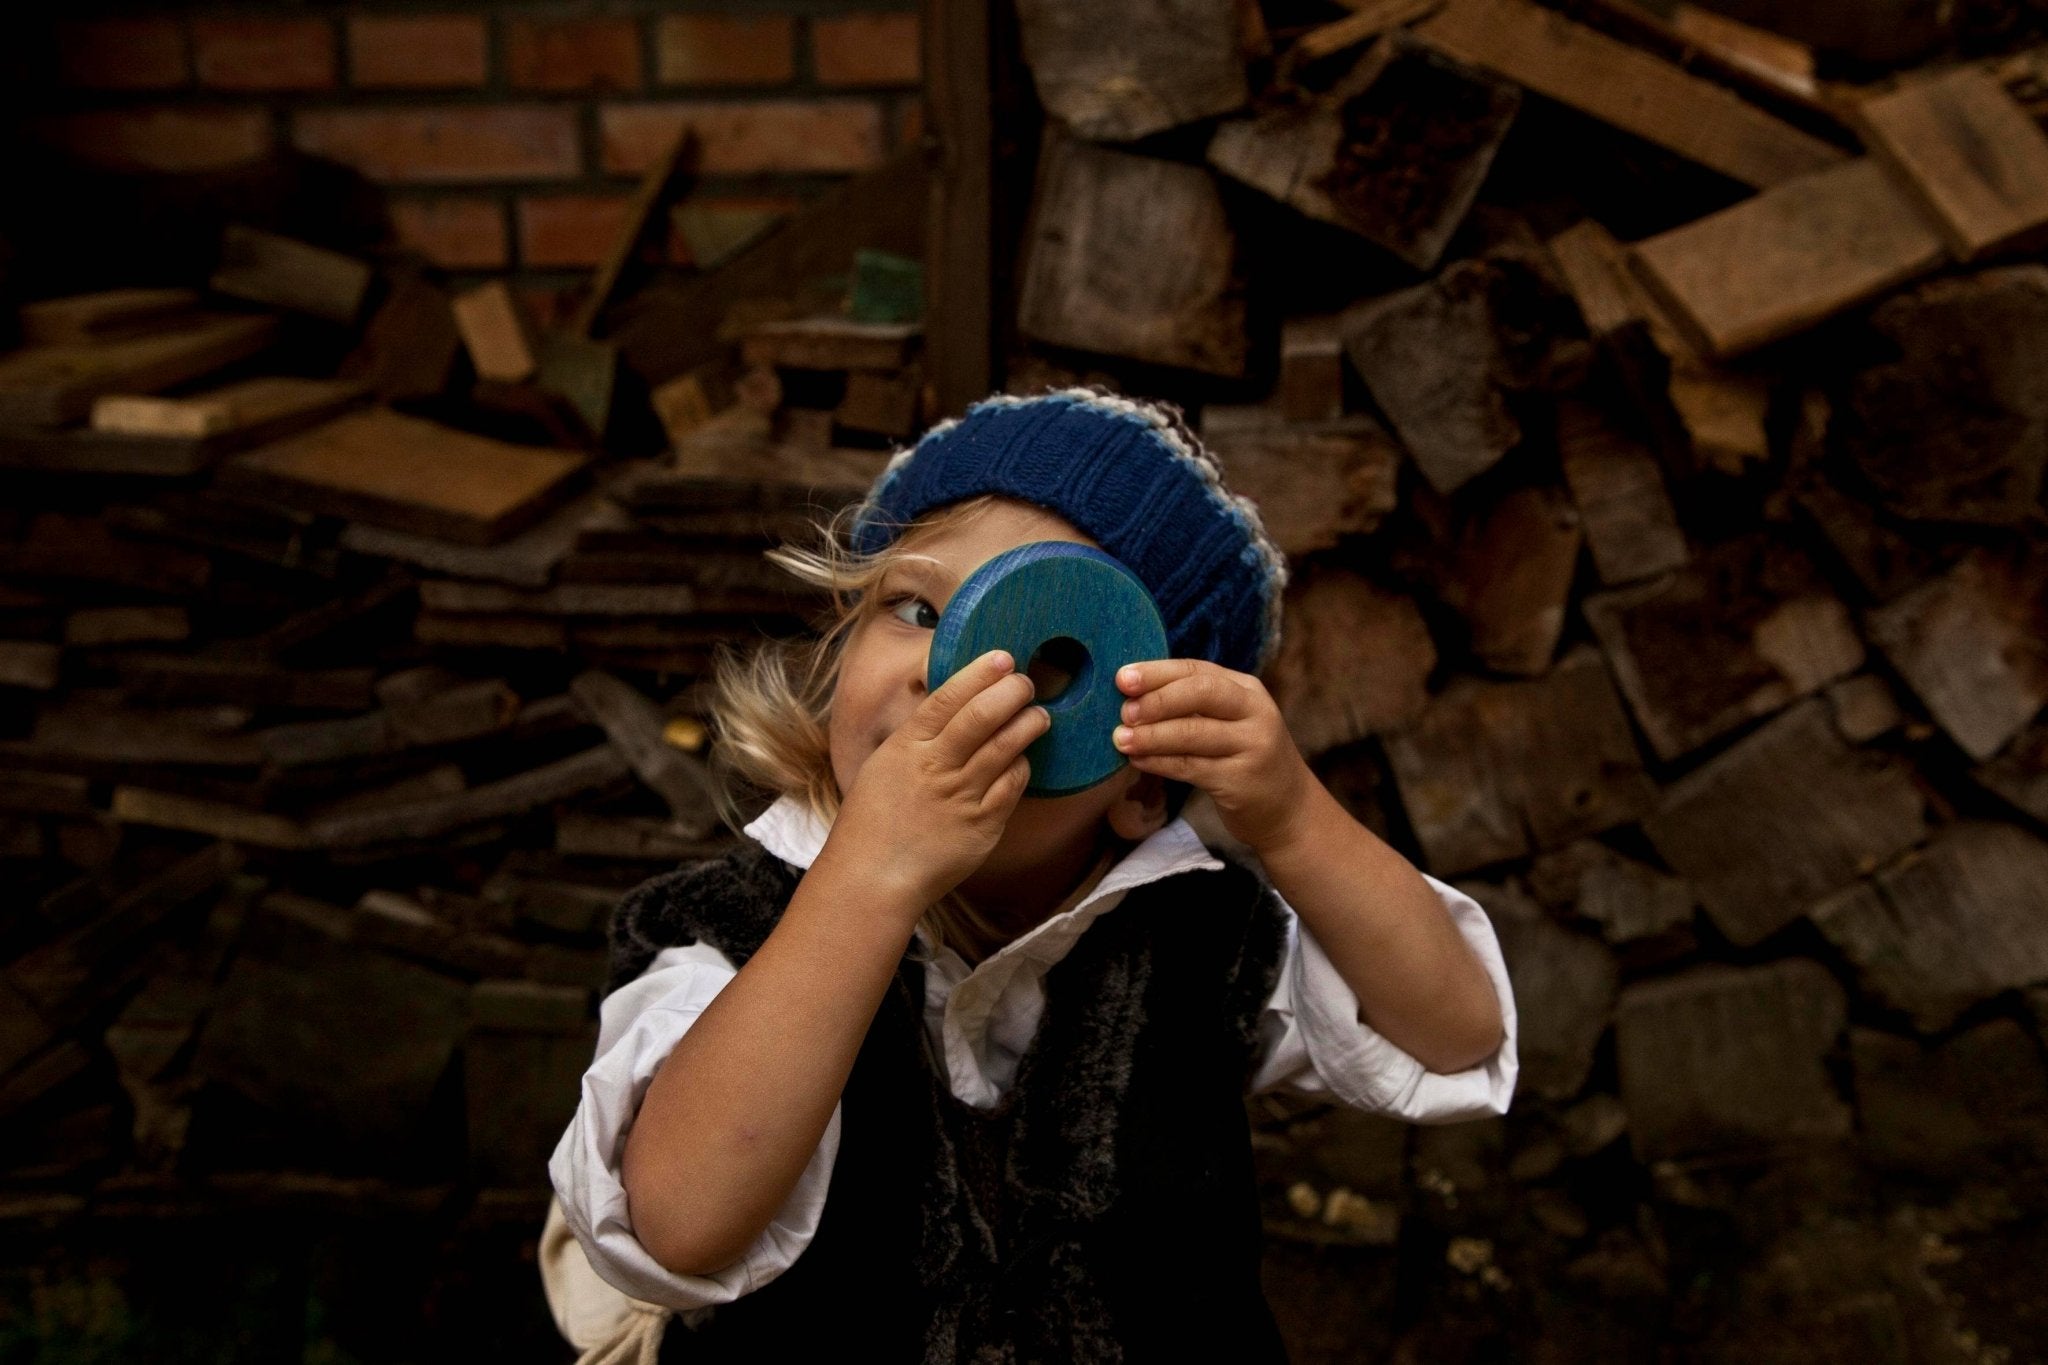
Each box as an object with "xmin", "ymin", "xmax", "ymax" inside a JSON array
[
  {"xmin": 1855, "ymin": 66, "xmax": 2048, "ymax": 262},
  {"xmin": 0, "ymin": 641, "xmax": 60, "ymax": 691},
  {"xmin": 572, "ymin": 130, "xmax": 693, "ymax": 339},
  {"xmin": 1015, "ymin": 0, "xmax": 1248, "ymax": 142},
  {"xmin": 1666, "ymin": 5, "xmax": 1816, "ymax": 99},
  {"xmin": 452, "ymin": 282, "xmax": 539, "ymax": 384},
  {"xmin": 1442, "ymin": 483, "xmax": 1582, "ymax": 677},
  {"xmin": 1640, "ymin": 699, "xmax": 1929, "ymax": 948},
  {"xmin": 1626, "ymin": 158, "xmax": 1947, "ymax": 360},
  {"xmin": 339, "ymin": 489, "xmax": 620, "ymax": 590},
  {"xmin": 1017, "ymin": 134, "xmax": 1247, "ymax": 378},
  {"xmin": 92, "ymin": 375, "xmax": 367, "ymax": 440},
  {"xmin": 740, "ymin": 318, "xmax": 920, "ymax": 372},
  {"xmin": 1864, "ymin": 548, "xmax": 2048, "ymax": 763},
  {"xmin": 114, "ymin": 656, "xmax": 376, "ymax": 710},
  {"xmin": 1293, "ymin": 0, "xmax": 1443, "ymax": 63},
  {"xmin": 0, "ymin": 315, "xmax": 278, "ymax": 429},
  {"xmin": 209, "ymin": 225, "xmax": 373, "ymax": 325},
  {"xmin": 1583, "ymin": 536, "xmax": 1863, "ymax": 762},
  {"xmin": 111, "ymin": 788, "xmax": 310, "ymax": 850},
  {"xmin": 19, "ymin": 288, "xmax": 200, "ymax": 346},
  {"xmin": 569, "ymin": 671, "xmax": 721, "ymax": 837},
  {"xmin": 418, "ymin": 581, "xmax": 698, "ymax": 617},
  {"xmin": 1208, "ymin": 35, "xmax": 1518, "ymax": 270},
  {"xmin": 1411, "ymin": 0, "xmax": 1846, "ymax": 189},
  {"xmin": 1278, "ymin": 315, "xmax": 1345, "ymax": 424},
  {"xmin": 1973, "ymin": 720, "xmax": 2048, "ymax": 824},
  {"xmin": 1811, "ymin": 822, "xmax": 2048, "ymax": 1034},
  {"xmin": 221, "ymin": 407, "xmax": 588, "ymax": 547},
  {"xmin": 308, "ymin": 744, "xmax": 631, "ymax": 848}
]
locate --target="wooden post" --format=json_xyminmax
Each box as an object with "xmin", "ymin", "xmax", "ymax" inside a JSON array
[{"xmin": 925, "ymin": 0, "xmax": 995, "ymax": 416}]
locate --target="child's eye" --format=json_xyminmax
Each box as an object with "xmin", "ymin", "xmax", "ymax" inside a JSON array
[{"xmin": 886, "ymin": 595, "xmax": 940, "ymax": 630}]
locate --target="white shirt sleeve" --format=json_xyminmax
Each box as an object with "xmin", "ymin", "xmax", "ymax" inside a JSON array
[
  {"xmin": 1250, "ymin": 872, "xmax": 1518, "ymax": 1122},
  {"xmin": 546, "ymin": 941, "xmax": 838, "ymax": 1310}
]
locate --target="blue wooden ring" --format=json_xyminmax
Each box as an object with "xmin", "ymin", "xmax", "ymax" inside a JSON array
[{"xmin": 926, "ymin": 541, "xmax": 1168, "ymax": 797}]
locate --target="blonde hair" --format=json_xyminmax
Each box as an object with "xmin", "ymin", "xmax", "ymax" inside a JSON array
[{"xmin": 706, "ymin": 492, "xmax": 1026, "ymax": 962}]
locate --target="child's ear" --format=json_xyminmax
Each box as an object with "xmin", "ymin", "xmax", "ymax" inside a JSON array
[{"xmin": 1106, "ymin": 769, "xmax": 1169, "ymax": 841}]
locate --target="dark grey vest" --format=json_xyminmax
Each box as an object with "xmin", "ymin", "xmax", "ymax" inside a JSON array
[{"xmin": 608, "ymin": 839, "xmax": 1291, "ymax": 1364}]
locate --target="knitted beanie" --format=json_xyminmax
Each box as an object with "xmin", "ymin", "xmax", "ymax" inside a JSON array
[{"xmin": 850, "ymin": 388, "xmax": 1290, "ymax": 677}]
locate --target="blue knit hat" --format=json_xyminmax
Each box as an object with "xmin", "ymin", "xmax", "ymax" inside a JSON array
[{"xmin": 850, "ymin": 388, "xmax": 1289, "ymax": 676}]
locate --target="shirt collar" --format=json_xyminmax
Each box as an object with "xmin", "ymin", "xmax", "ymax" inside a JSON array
[{"xmin": 741, "ymin": 791, "xmax": 1225, "ymax": 918}]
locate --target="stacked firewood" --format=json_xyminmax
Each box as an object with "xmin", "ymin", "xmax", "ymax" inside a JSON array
[{"xmin": 998, "ymin": 1, "xmax": 2048, "ymax": 1359}]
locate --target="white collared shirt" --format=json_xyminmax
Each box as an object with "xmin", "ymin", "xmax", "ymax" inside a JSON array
[{"xmin": 548, "ymin": 794, "xmax": 1518, "ymax": 1313}]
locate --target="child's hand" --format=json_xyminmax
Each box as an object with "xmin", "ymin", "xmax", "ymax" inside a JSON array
[
  {"xmin": 832, "ymin": 649, "xmax": 1049, "ymax": 912},
  {"xmin": 1112, "ymin": 659, "xmax": 1316, "ymax": 855}
]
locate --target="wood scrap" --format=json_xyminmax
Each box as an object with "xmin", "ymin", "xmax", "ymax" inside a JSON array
[
  {"xmin": 19, "ymin": 289, "xmax": 201, "ymax": 346},
  {"xmin": 741, "ymin": 319, "xmax": 921, "ymax": 373},
  {"xmin": 835, "ymin": 369, "xmax": 922, "ymax": 439},
  {"xmin": 452, "ymin": 282, "xmax": 540, "ymax": 384},
  {"xmin": 1017, "ymin": 135, "xmax": 1247, "ymax": 378},
  {"xmin": 569, "ymin": 671, "xmax": 720, "ymax": 836},
  {"xmin": 308, "ymin": 744, "xmax": 631, "ymax": 848},
  {"xmin": 210, "ymin": 226, "xmax": 373, "ymax": 325},
  {"xmin": 1411, "ymin": 0, "xmax": 1846, "ymax": 189},
  {"xmin": 344, "ymin": 274, "xmax": 462, "ymax": 403},
  {"xmin": 1197, "ymin": 409, "xmax": 1400, "ymax": 556},
  {"xmin": 1554, "ymin": 397, "xmax": 1688, "ymax": 587},
  {"xmin": 91, "ymin": 376, "xmax": 367, "ymax": 444},
  {"xmin": 1292, "ymin": 0, "xmax": 1443, "ymax": 64},
  {"xmin": 0, "ymin": 641, "xmax": 60, "ymax": 691},
  {"xmin": 221, "ymin": 408, "xmax": 588, "ymax": 547},
  {"xmin": 1265, "ymin": 565, "xmax": 1435, "ymax": 757},
  {"xmin": 0, "ymin": 315, "xmax": 279, "ymax": 429},
  {"xmin": 572, "ymin": 130, "xmax": 694, "ymax": 339},
  {"xmin": 1442, "ymin": 484, "xmax": 1582, "ymax": 677},
  {"xmin": 536, "ymin": 334, "xmax": 617, "ymax": 443},
  {"xmin": 1855, "ymin": 66, "xmax": 2048, "ymax": 263},
  {"xmin": 1626, "ymin": 158, "xmax": 1947, "ymax": 360}
]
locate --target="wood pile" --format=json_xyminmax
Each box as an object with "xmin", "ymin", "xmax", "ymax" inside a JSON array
[
  {"xmin": 998, "ymin": 2, "xmax": 2048, "ymax": 1359},
  {"xmin": 0, "ymin": 143, "xmax": 927, "ymax": 1220}
]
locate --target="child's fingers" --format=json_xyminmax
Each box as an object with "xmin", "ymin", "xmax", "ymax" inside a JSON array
[
  {"xmin": 901, "ymin": 649, "xmax": 1016, "ymax": 742},
  {"xmin": 1116, "ymin": 669, "xmax": 1256, "ymax": 726},
  {"xmin": 930, "ymin": 668, "xmax": 1039, "ymax": 770},
  {"xmin": 1114, "ymin": 716, "xmax": 1240, "ymax": 759},
  {"xmin": 962, "ymin": 703, "xmax": 1050, "ymax": 793}
]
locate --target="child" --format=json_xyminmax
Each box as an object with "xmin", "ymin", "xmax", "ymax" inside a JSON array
[{"xmin": 545, "ymin": 387, "xmax": 1517, "ymax": 1363}]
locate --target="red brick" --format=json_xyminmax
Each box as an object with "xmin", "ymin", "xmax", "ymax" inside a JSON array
[
  {"xmin": 293, "ymin": 107, "xmax": 582, "ymax": 184},
  {"xmin": 348, "ymin": 15, "xmax": 488, "ymax": 89},
  {"xmin": 390, "ymin": 198, "xmax": 509, "ymax": 270},
  {"xmin": 55, "ymin": 20, "xmax": 188, "ymax": 90},
  {"xmin": 192, "ymin": 18, "xmax": 336, "ymax": 92},
  {"xmin": 518, "ymin": 195, "xmax": 634, "ymax": 269},
  {"xmin": 504, "ymin": 17, "xmax": 641, "ymax": 93},
  {"xmin": 601, "ymin": 101, "xmax": 886, "ymax": 176},
  {"xmin": 812, "ymin": 13, "xmax": 921, "ymax": 87},
  {"xmin": 32, "ymin": 107, "xmax": 272, "ymax": 174},
  {"xmin": 654, "ymin": 16, "xmax": 794, "ymax": 86}
]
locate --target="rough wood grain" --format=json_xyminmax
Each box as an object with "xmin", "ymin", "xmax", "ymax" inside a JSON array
[
  {"xmin": 1266, "ymin": 565, "xmax": 1435, "ymax": 758},
  {"xmin": 1856, "ymin": 66, "xmax": 2048, "ymax": 262},
  {"xmin": 1018, "ymin": 135, "xmax": 1247, "ymax": 378},
  {"xmin": 1640, "ymin": 699, "xmax": 1929, "ymax": 947},
  {"xmin": 0, "ymin": 315, "xmax": 279, "ymax": 429},
  {"xmin": 1626, "ymin": 158, "xmax": 1946, "ymax": 359},
  {"xmin": 1555, "ymin": 398, "xmax": 1687, "ymax": 587},
  {"xmin": 1198, "ymin": 409, "xmax": 1399, "ymax": 557},
  {"xmin": 1443, "ymin": 484, "xmax": 1582, "ymax": 677},
  {"xmin": 1412, "ymin": 0, "xmax": 1845, "ymax": 189},
  {"xmin": 569, "ymin": 671, "xmax": 720, "ymax": 837},
  {"xmin": 210, "ymin": 225, "xmax": 372, "ymax": 325},
  {"xmin": 221, "ymin": 408, "xmax": 588, "ymax": 547},
  {"xmin": 1016, "ymin": 0, "xmax": 1249, "ymax": 141}
]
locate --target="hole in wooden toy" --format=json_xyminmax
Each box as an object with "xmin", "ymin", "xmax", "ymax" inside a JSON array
[{"xmin": 1026, "ymin": 636, "xmax": 1090, "ymax": 705}]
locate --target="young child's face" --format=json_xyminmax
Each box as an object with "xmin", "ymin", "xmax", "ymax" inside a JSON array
[{"xmin": 829, "ymin": 497, "xmax": 1166, "ymax": 900}]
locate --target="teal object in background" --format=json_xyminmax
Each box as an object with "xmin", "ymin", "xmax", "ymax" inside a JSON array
[{"xmin": 926, "ymin": 541, "xmax": 1168, "ymax": 797}]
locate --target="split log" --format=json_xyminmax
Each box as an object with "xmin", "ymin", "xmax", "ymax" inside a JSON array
[
  {"xmin": 1441, "ymin": 484, "xmax": 1582, "ymax": 677},
  {"xmin": 1835, "ymin": 266, "xmax": 2048, "ymax": 527},
  {"xmin": 0, "ymin": 315, "xmax": 278, "ymax": 429},
  {"xmin": 1278, "ymin": 316, "xmax": 1346, "ymax": 424},
  {"xmin": 1613, "ymin": 960, "xmax": 1850, "ymax": 1163},
  {"xmin": 420, "ymin": 582, "xmax": 698, "ymax": 618},
  {"xmin": 1851, "ymin": 1020, "xmax": 2048, "ymax": 1179},
  {"xmin": 308, "ymin": 744, "xmax": 631, "ymax": 849},
  {"xmin": 1340, "ymin": 260, "xmax": 1518, "ymax": 495},
  {"xmin": 255, "ymin": 680, "xmax": 518, "ymax": 768},
  {"xmin": 1381, "ymin": 647, "xmax": 1656, "ymax": 876},
  {"xmin": 1811, "ymin": 822, "xmax": 2048, "ymax": 1034},
  {"xmin": 741, "ymin": 319, "xmax": 920, "ymax": 372},
  {"xmin": 1265, "ymin": 565, "xmax": 1435, "ymax": 758},
  {"xmin": 1789, "ymin": 481, "xmax": 1942, "ymax": 604},
  {"xmin": 1823, "ymin": 674, "xmax": 1906, "ymax": 744},
  {"xmin": 1972, "ymin": 720, "xmax": 2048, "ymax": 825},
  {"xmin": 1199, "ymin": 409, "xmax": 1399, "ymax": 557},
  {"xmin": 110, "ymin": 788, "xmax": 311, "ymax": 850},
  {"xmin": 1479, "ymin": 883, "xmax": 1617, "ymax": 1102},
  {"xmin": 221, "ymin": 408, "xmax": 588, "ymax": 546},
  {"xmin": 1015, "ymin": 0, "xmax": 1248, "ymax": 142},
  {"xmin": 1554, "ymin": 398, "xmax": 1687, "ymax": 587},
  {"xmin": 340, "ymin": 489, "xmax": 624, "ymax": 590},
  {"xmin": 0, "ymin": 641, "xmax": 60, "ymax": 691},
  {"xmin": 1291, "ymin": 0, "xmax": 1443, "ymax": 64},
  {"xmin": 344, "ymin": 274, "xmax": 462, "ymax": 403},
  {"xmin": 1640, "ymin": 699, "xmax": 1929, "ymax": 947},
  {"xmin": 114, "ymin": 655, "xmax": 375, "ymax": 710},
  {"xmin": 1017, "ymin": 135, "xmax": 1247, "ymax": 378},
  {"xmin": 555, "ymin": 813, "xmax": 729, "ymax": 862},
  {"xmin": 19, "ymin": 288, "xmax": 200, "ymax": 345},
  {"xmin": 1529, "ymin": 840, "xmax": 1697, "ymax": 951},
  {"xmin": 452, "ymin": 282, "xmax": 539, "ymax": 384},
  {"xmin": 1208, "ymin": 35, "xmax": 1517, "ymax": 270},
  {"xmin": 1411, "ymin": 0, "xmax": 1845, "ymax": 189},
  {"xmin": 90, "ymin": 376, "xmax": 367, "ymax": 447},
  {"xmin": 210, "ymin": 225, "xmax": 372, "ymax": 324},
  {"xmin": 1863, "ymin": 548, "xmax": 2048, "ymax": 762},
  {"xmin": 1583, "ymin": 536, "xmax": 1864, "ymax": 762},
  {"xmin": 1626, "ymin": 158, "xmax": 1946, "ymax": 359},
  {"xmin": 1855, "ymin": 66, "xmax": 2048, "ymax": 263}
]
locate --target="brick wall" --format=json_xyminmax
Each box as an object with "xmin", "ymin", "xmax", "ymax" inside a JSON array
[{"xmin": 14, "ymin": 3, "xmax": 923, "ymax": 314}]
